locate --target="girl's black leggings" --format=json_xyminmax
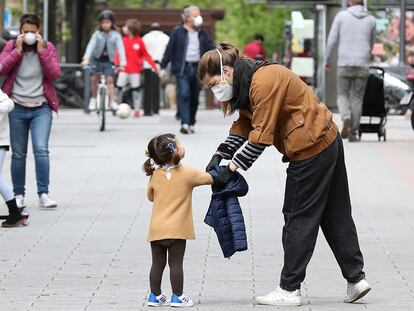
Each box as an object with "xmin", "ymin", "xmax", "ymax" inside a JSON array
[{"xmin": 150, "ymin": 239, "xmax": 186, "ymax": 296}]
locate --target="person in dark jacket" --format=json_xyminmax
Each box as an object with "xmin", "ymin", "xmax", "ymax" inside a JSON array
[
  {"xmin": 199, "ymin": 43, "xmax": 370, "ymax": 306},
  {"xmin": 160, "ymin": 5, "xmax": 214, "ymax": 134},
  {"xmin": 205, "ymin": 166, "xmax": 248, "ymax": 258}
]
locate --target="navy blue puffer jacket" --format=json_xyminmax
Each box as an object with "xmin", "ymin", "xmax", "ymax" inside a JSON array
[{"xmin": 204, "ymin": 166, "xmax": 248, "ymax": 258}]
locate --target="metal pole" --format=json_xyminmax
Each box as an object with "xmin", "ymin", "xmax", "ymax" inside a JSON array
[
  {"xmin": 43, "ymin": 0, "xmax": 48, "ymax": 41},
  {"xmin": 341, "ymin": 0, "xmax": 347, "ymax": 10},
  {"xmin": 22, "ymin": 0, "xmax": 27, "ymax": 13},
  {"xmin": 400, "ymin": 0, "xmax": 406, "ymax": 64}
]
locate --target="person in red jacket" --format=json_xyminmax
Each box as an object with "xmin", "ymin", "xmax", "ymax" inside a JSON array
[
  {"xmin": 115, "ymin": 19, "xmax": 158, "ymax": 117},
  {"xmin": 243, "ymin": 33, "xmax": 266, "ymax": 61}
]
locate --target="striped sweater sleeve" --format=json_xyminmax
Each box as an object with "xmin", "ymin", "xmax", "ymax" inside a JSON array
[
  {"xmin": 216, "ymin": 134, "xmax": 247, "ymax": 159},
  {"xmin": 232, "ymin": 143, "xmax": 267, "ymax": 171}
]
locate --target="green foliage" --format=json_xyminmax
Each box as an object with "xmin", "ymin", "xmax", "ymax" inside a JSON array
[{"xmin": 107, "ymin": 0, "xmax": 290, "ymax": 56}]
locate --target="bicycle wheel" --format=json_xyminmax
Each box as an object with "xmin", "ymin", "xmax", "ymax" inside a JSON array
[
  {"xmin": 99, "ymin": 88, "xmax": 106, "ymax": 132},
  {"xmin": 411, "ymin": 109, "xmax": 414, "ymax": 131}
]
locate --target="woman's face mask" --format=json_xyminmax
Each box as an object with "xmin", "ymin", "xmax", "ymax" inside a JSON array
[
  {"xmin": 211, "ymin": 49, "xmax": 234, "ymax": 102},
  {"xmin": 23, "ymin": 32, "xmax": 37, "ymax": 45}
]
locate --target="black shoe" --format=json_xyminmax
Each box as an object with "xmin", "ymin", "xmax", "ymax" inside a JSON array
[
  {"xmin": 348, "ymin": 133, "xmax": 360, "ymax": 142},
  {"xmin": 2, "ymin": 213, "xmax": 24, "ymax": 227}
]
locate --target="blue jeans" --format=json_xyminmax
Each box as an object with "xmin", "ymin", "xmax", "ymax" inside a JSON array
[
  {"xmin": 9, "ymin": 104, "xmax": 52, "ymax": 196},
  {"xmin": 176, "ymin": 63, "xmax": 201, "ymax": 126},
  {"xmin": 92, "ymin": 58, "xmax": 115, "ymax": 76}
]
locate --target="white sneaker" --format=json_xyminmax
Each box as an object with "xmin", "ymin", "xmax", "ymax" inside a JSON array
[
  {"xmin": 15, "ymin": 195, "xmax": 26, "ymax": 209},
  {"xmin": 255, "ymin": 286, "xmax": 301, "ymax": 306},
  {"xmin": 344, "ymin": 279, "xmax": 371, "ymax": 303},
  {"xmin": 39, "ymin": 193, "xmax": 58, "ymax": 208},
  {"xmin": 110, "ymin": 101, "xmax": 119, "ymax": 110},
  {"xmin": 170, "ymin": 294, "xmax": 194, "ymax": 307},
  {"xmin": 88, "ymin": 98, "xmax": 97, "ymax": 111},
  {"xmin": 189, "ymin": 125, "xmax": 195, "ymax": 134}
]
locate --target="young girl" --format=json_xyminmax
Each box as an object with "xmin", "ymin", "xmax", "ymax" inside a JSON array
[
  {"xmin": 81, "ymin": 10, "xmax": 126, "ymax": 111},
  {"xmin": 143, "ymin": 134, "xmax": 213, "ymax": 307},
  {"xmin": 0, "ymin": 90, "xmax": 24, "ymax": 227},
  {"xmin": 115, "ymin": 19, "xmax": 158, "ymax": 118}
]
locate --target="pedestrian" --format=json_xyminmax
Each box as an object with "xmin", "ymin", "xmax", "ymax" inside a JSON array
[
  {"xmin": 160, "ymin": 5, "xmax": 214, "ymax": 134},
  {"xmin": 199, "ymin": 42, "xmax": 371, "ymax": 306},
  {"xmin": 143, "ymin": 133, "xmax": 213, "ymax": 307},
  {"xmin": 0, "ymin": 90, "xmax": 24, "ymax": 227},
  {"xmin": 115, "ymin": 19, "xmax": 158, "ymax": 118},
  {"xmin": 0, "ymin": 13, "xmax": 61, "ymax": 209},
  {"xmin": 81, "ymin": 10, "xmax": 126, "ymax": 112},
  {"xmin": 243, "ymin": 33, "xmax": 267, "ymax": 61},
  {"xmin": 142, "ymin": 22, "xmax": 170, "ymax": 115},
  {"xmin": 326, "ymin": 0, "xmax": 376, "ymax": 142}
]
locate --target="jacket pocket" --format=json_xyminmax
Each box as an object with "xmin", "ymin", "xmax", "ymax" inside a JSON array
[
  {"xmin": 281, "ymin": 111, "xmax": 315, "ymax": 158},
  {"xmin": 281, "ymin": 111, "xmax": 305, "ymax": 138}
]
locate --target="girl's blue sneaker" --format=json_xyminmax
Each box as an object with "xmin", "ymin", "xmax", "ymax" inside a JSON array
[
  {"xmin": 147, "ymin": 293, "xmax": 169, "ymax": 307},
  {"xmin": 170, "ymin": 294, "xmax": 194, "ymax": 307}
]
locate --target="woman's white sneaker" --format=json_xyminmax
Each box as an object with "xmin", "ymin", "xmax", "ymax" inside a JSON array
[
  {"xmin": 344, "ymin": 279, "xmax": 371, "ymax": 303},
  {"xmin": 255, "ymin": 286, "xmax": 301, "ymax": 306},
  {"xmin": 170, "ymin": 294, "xmax": 194, "ymax": 307},
  {"xmin": 39, "ymin": 194, "xmax": 58, "ymax": 208},
  {"xmin": 15, "ymin": 195, "xmax": 26, "ymax": 208}
]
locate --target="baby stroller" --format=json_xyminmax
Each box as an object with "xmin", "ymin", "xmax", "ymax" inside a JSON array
[{"xmin": 359, "ymin": 67, "xmax": 387, "ymax": 141}]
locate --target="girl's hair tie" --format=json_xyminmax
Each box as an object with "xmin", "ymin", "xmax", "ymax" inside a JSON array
[
  {"xmin": 144, "ymin": 149, "xmax": 150, "ymax": 157},
  {"xmin": 166, "ymin": 142, "xmax": 176, "ymax": 153}
]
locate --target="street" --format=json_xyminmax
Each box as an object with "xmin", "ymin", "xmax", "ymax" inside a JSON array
[{"xmin": 0, "ymin": 109, "xmax": 413, "ymax": 311}]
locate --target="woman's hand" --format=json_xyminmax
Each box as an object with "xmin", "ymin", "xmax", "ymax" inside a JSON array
[
  {"xmin": 213, "ymin": 165, "xmax": 235, "ymax": 188},
  {"xmin": 205, "ymin": 153, "xmax": 222, "ymax": 172},
  {"xmin": 229, "ymin": 162, "xmax": 238, "ymax": 172},
  {"xmin": 36, "ymin": 32, "xmax": 45, "ymax": 52},
  {"xmin": 15, "ymin": 34, "xmax": 24, "ymax": 53}
]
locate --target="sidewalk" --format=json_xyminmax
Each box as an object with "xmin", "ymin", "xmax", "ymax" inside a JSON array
[{"xmin": 0, "ymin": 109, "xmax": 413, "ymax": 311}]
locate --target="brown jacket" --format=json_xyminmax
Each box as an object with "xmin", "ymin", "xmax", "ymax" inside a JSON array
[
  {"xmin": 147, "ymin": 166, "xmax": 213, "ymax": 242},
  {"xmin": 230, "ymin": 64, "xmax": 338, "ymax": 161}
]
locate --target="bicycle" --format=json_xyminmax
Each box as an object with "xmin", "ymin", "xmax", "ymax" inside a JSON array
[
  {"xmin": 96, "ymin": 73, "xmax": 110, "ymax": 132},
  {"xmin": 82, "ymin": 64, "xmax": 117, "ymax": 132}
]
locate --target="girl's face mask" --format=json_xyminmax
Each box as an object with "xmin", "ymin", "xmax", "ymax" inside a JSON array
[{"xmin": 211, "ymin": 49, "xmax": 234, "ymax": 102}]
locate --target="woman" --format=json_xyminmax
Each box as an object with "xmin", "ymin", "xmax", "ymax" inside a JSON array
[
  {"xmin": 199, "ymin": 43, "xmax": 370, "ymax": 306},
  {"xmin": 0, "ymin": 13, "xmax": 60, "ymax": 209}
]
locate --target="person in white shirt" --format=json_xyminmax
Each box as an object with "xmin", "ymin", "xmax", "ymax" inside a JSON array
[{"xmin": 142, "ymin": 23, "xmax": 169, "ymax": 115}]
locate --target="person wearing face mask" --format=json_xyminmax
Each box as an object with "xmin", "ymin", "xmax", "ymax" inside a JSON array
[
  {"xmin": 198, "ymin": 42, "xmax": 370, "ymax": 306},
  {"xmin": 159, "ymin": 5, "xmax": 214, "ymax": 134},
  {"xmin": 0, "ymin": 13, "xmax": 61, "ymax": 210}
]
